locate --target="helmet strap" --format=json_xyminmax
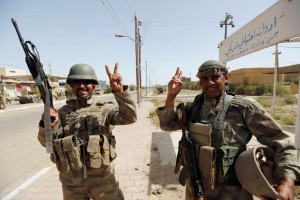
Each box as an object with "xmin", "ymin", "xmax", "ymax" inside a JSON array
[{"xmin": 76, "ymin": 93, "xmax": 93, "ymax": 100}]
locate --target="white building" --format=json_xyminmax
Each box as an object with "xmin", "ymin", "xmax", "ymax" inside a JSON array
[{"xmin": 0, "ymin": 67, "xmax": 27, "ymax": 76}]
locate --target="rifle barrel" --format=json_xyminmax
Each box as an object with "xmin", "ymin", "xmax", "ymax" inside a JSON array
[{"xmin": 11, "ymin": 19, "xmax": 28, "ymax": 54}]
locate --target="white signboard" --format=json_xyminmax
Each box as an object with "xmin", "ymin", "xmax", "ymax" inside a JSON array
[{"xmin": 219, "ymin": 0, "xmax": 300, "ymax": 63}]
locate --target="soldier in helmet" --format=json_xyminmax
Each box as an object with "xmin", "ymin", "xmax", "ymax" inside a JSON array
[
  {"xmin": 38, "ymin": 63, "xmax": 136, "ymax": 200},
  {"xmin": 156, "ymin": 60, "xmax": 300, "ymax": 200}
]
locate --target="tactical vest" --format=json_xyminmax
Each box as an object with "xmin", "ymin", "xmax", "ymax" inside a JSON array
[
  {"xmin": 186, "ymin": 93, "xmax": 245, "ymax": 191},
  {"xmin": 52, "ymin": 99, "xmax": 117, "ymax": 177}
]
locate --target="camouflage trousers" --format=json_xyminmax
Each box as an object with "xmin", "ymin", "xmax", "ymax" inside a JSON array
[
  {"xmin": 59, "ymin": 163, "xmax": 124, "ymax": 200},
  {"xmin": 185, "ymin": 179, "xmax": 253, "ymax": 200}
]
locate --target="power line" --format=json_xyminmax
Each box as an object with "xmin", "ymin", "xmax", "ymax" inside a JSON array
[
  {"xmin": 144, "ymin": 17, "xmax": 221, "ymax": 27},
  {"xmin": 100, "ymin": 0, "xmax": 129, "ymax": 35},
  {"xmin": 143, "ymin": 14, "xmax": 223, "ymax": 24},
  {"xmin": 124, "ymin": 0, "xmax": 134, "ymax": 19}
]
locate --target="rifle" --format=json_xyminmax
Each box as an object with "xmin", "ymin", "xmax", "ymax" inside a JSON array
[
  {"xmin": 11, "ymin": 18, "xmax": 54, "ymax": 153},
  {"xmin": 175, "ymin": 103, "xmax": 203, "ymax": 199}
]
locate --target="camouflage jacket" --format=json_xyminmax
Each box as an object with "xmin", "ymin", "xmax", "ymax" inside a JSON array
[
  {"xmin": 38, "ymin": 89, "xmax": 137, "ymax": 146},
  {"xmin": 156, "ymin": 92, "xmax": 300, "ymax": 180}
]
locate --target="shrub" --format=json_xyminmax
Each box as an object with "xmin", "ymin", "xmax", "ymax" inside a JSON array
[
  {"xmin": 255, "ymin": 83, "xmax": 273, "ymax": 96},
  {"xmin": 104, "ymin": 85, "xmax": 112, "ymax": 94},
  {"xmin": 129, "ymin": 85, "xmax": 135, "ymax": 91},
  {"xmin": 244, "ymin": 85, "xmax": 256, "ymax": 95},
  {"xmin": 64, "ymin": 84, "xmax": 74, "ymax": 98},
  {"xmin": 290, "ymin": 78, "xmax": 299, "ymax": 85},
  {"xmin": 284, "ymin": 95, "xmax": 297, "ymax": 105},
  {"xmin": 233, "ymin": 84, "xmax": 245, "ymax": 95}
]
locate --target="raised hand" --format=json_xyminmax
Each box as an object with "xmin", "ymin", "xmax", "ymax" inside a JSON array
[
  {"xmin": 41, "ymin": 108, "xmax": 59, "ymax": 128},
  {"xmin": 105, "ymin": 63, "xmax": 123, "ymax": 93},
  {"xmin": 168, "ymin": 67, "xmax": 182, "ymax": 96},
  {"xmin": 164, "ymin": 67, "xmax": 183, "ymax": 108}
]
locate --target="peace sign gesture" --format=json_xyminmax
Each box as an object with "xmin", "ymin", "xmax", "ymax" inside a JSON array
[
  {"xmin": 105, "ymin": 63, "xmax": 123, "ymax": 93},
  {"xmin": 168, "ymin": 67, "xmax": 182, "ymax": 96}
]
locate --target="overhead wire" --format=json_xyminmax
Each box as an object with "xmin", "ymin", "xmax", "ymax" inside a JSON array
[
  {"xmin": 100, "ymin": 0, "xmax": 129, "ymax": 35},
  {"xmin": 124, "ymin": 0, "xmax": 134, "ymax": 19},
  {"xmin": 139, "ymin": 13, "xmax": 224, "ymax": 57}
]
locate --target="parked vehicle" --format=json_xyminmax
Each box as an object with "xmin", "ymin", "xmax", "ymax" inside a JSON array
[{"xmin": 19, "ymin": 94, "xmax": 39, "ymax": 104}]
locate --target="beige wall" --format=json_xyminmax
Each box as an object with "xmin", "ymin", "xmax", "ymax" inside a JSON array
[{"xmin": 229, "ymin": 64, "xmax": 300, "ymax": 85}]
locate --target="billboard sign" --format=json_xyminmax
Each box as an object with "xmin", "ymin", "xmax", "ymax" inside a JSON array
[{"xmin": 219, "ymin": 0, "xmax": 300, "ymax": 63}]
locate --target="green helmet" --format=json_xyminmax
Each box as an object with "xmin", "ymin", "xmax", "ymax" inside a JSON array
[
  {"xmin": 66, "ymin": 64, "xmax": 98, "ymax": 85},
  {"xmin": 196, "ymin": 60, "xmax": 228, "ymax": 78}
]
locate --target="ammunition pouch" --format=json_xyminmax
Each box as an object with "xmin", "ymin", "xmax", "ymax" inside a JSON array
[
  {"xmin": 189, "ymin": 122, "xmax": 212, "ymax": 146},
  {"xmin": 53, "ymin": 139, "xmax": 71, "ymax": 173},
  {"xmin": 52, "ymin": 134, "xmax": 117, "ymax": 173},
  {"xmin": 100, "ymin": 135, "xmax": 110, "ymax": 166},
  {"xmin": 85, "ymin": 134, "xmax": 117, "ymax": 168},
  {"xmin": 215, "ymin": 146, "xmax": 244, "ymax": 186},
  {"xmin": 186, "ymin": 123, "xmax": 243, "ymax": 191},
  {"xmin": 195, "ymin": 145, "xmax": 216, "ymax": 193},
  {"xmin": 175, "ymin": 122, "xmax": 214, "ymax": 189},
  {"xmin": 62, "ymin": 135, "xmax": 82, "ymax": 171},
  {"xmin": 87, "ymin": 135, "xmax": 101, "ymax": 168}
]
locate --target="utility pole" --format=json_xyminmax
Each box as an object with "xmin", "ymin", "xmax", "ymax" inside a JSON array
[
  {"xmin": 220, "ymin": 13, "xmax": 234, "ymax": 39},
  {"xmin": 272, "ymin": 44, "xmax": 281, "ymax": 114},
  {"xmin": 138, "ymin": 20, "xmax": 142, "ymax": 103},
  {"xmin": 220, "ymin": 13, "xmax": 234, "ymax": 66},
  {"xmin": 48, "ymin": 63, "xmax": 52, "ymax": 84},
  {"xmin": 115, "ymin": 16, "xmax": 142, "ymax": 107},
  {"xmin": 48, "ymin": 63, "xmax": 52, "ymax": 75},
  {"xmin": 145, "ymin": 61, "xmax": 147, "ymax": 96},
  {"xmin": 134, "ymin": 15, "xmax": 141, "ymax": 107},
  {"xmin": 273, "ymin": 44, "xmax": 281, "ymax": 81}
]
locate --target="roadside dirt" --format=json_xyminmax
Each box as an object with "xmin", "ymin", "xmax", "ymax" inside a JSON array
[{"xmin": 148, "ymin": 142, "xmax": 185, "ymax": 200}]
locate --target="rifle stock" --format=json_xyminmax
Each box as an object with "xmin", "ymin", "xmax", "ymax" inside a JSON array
[
  {"xmin": 176, "ymin": 103, "xmax": 203, "ymax": 199},
  {"xmin": 11, "ymin": 18, "xmax": 54, "ymax": 153}
]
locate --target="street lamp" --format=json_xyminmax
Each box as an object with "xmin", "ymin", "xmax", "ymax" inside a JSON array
[
  {"xmin": 115, "ymin": 30, "xmax": 141, "ymax": 107},
  {"xmin": 115, "ymin": 34, "xmax": 134, "ymax": 42},
  {"xmin": 220, "ymin": 13, "xmax": 234, "ymax": 39}
]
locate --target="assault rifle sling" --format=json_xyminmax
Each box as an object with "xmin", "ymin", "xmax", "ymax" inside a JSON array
[
  {"xmin": 11, "ymin": 18, "xmax": 54, "ymax": 153},
  {"xmin": 176, "ymin": 103, "xmax": 203, "ymax": 199}
]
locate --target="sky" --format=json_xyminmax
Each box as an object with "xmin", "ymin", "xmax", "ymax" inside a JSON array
[{"xmin": 0, "ymin": 0, "xmax": 299, "ymax": 86}]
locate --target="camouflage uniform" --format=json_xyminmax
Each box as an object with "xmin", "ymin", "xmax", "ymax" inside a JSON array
[
  {"xmin": 0, "ymin": 89, "xmax": 7, "ymax": 109},
  {"xmin": 156, "ymin": 92, "xmax": 300, "ymax": 200},
  {"xmin": 38, "ymin": 90, "xmax": 136, "ymax": 200}
]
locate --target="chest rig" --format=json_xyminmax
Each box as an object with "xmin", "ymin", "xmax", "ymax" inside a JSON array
[
  {"xmin": 185, "ymin": 93, "xmax": 245, "ymax": 192},
  {"xmin": 52, "ymin": 99, "xmax": 117, "ymax": 178}
]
